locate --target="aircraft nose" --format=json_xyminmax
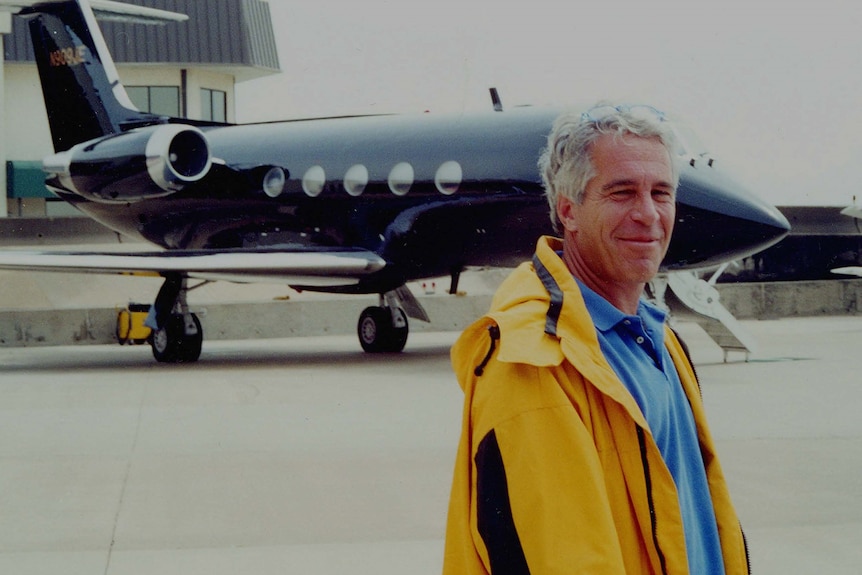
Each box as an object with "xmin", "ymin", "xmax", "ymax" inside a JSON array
[{"xmin": 664, "ymin": 161, "xmax": 791, "ymax": 270}]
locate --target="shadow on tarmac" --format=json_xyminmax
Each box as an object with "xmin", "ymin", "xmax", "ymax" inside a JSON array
[{"xmin": 0, "ymin": 335, "xmax": 456, "ymax": 373}]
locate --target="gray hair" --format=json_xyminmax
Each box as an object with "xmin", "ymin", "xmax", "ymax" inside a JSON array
[{"xmin": 538, "ymin": 104, "xmax": 681, "ymax": 230}]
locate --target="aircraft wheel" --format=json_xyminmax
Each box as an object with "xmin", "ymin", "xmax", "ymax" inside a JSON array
[
  {"xmin": 150, "ymin": 313, "xmax": 203, "ymax": 363},
  {"xmin": 385, "ymin": 308, "xmax": 409, "ymax": 353},
  {"xmin": 177, "ymin": 313, "xmax": 203, "ymax": 362},
  {"xmin": 358, "ymin": 306, "xmax": 408, "ymax": 353}
]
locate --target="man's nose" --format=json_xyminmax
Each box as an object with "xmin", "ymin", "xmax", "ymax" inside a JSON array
[{"xmin": 630, "ymin": 190, "xmax": 660, "ymax": 223}]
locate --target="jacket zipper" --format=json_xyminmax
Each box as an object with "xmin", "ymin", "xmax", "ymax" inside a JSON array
[
  {"xmin": 637, "ymin": 425, "xmax": 669, "ymax": 575},
  {"xmin": 673, "ymin": 330, "xmax": 752, "ymax": 574},
  {"xmin": 638, "ymin": 426, "xmax": 751, "ymax": 574}
]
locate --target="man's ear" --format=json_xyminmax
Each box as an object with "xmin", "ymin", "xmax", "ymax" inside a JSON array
[{"xmin": 556, "ymin": 195, "xmax": 579, "ymax": 232}]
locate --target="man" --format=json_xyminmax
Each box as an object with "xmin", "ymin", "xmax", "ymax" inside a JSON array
[{"xmin": 443, "ymin": 105, "xmax": 748, "ymax": 574}]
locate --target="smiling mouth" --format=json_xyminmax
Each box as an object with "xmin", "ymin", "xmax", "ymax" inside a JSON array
[{"xmin": 620, "ymin": 237, "xmax": 661, "ymax": 244}]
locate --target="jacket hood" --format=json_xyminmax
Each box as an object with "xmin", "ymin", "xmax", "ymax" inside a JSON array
[
  {"xmin": 487, "ymin": 236, "xmax": 607, "ymax": 365},
  {"xmin": 452, "ymin": 236, "xmax": 652, "ymax": 424}
]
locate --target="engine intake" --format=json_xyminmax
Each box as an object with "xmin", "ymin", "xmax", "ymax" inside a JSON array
[
  {"xmin": 146, "ymin": 124, "xmax": 212, "ymax": 191},
  {"xmin": 42, "ymin": 124, "xmax": 212, "ymax": 202}
]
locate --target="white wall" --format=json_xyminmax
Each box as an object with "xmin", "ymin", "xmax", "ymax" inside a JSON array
[
  {"xmin": 3, "ymin": 64, "xmax": 236, "ymax": 163},
  {"xmin": 3, "ymin": 64, "xmax": 52, "ymax": 160},
  {"xmin": 185, "ymin": 69, "xmax": 235, "ymax": 122}
]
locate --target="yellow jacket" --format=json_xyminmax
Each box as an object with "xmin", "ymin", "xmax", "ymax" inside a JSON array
[{"xmin": 443, "ymin": 236, "xmax": 748, "ymax": 574}]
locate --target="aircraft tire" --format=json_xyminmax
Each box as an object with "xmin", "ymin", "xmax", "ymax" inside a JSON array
[
  {"xmin": 177, "ymin": 313, "xmax": 203, "ymax": 362},
  {"xmin": 150, "ymin": 313, "xmax": 203, "ymax": 363},
  {"xmin": 386, "ymin": 308, "xmax": 409, "ymax": 353},
  {"xmin": 358, "ymin": 306, "xmax": 408, "ymax": 353}
]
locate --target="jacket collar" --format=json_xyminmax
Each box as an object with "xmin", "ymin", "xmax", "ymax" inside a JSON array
[{"xmin": 489, "ymin": 236, "xmax": 650, "ymax": 425}]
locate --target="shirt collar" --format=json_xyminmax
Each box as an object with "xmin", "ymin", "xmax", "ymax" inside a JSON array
[{"xmin": 575, "ymin": 279, "xmax": 668, "ymax": 337}]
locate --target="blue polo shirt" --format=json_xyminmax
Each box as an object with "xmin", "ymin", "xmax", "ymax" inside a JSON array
[{"xmin": 577, "ymin": 280, "xmax": 725, "ymax": 575}]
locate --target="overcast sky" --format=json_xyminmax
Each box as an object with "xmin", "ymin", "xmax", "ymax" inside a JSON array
[{"xmin": 235, "ymin": 0, "xmax": 862, "ymax": 207}]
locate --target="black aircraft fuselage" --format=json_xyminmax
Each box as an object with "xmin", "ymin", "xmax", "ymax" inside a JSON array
[{"xmin": 48, "ymin": 107, "xmax": 788, "ymax": 295}]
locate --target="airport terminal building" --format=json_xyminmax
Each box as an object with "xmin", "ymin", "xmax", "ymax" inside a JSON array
[{"xmin": 0, "ymin": 0, "xmax": 280, "ymax": 218}]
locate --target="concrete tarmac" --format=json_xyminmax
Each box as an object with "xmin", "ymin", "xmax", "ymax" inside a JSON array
[{"xmin": 0, "ymin": 316, "xmax": 860, "ymax": 574}]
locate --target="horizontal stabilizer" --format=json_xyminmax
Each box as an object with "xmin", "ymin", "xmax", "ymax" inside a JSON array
[
  {"xmin": 0, "ymin": 0, "xmax": 187, "ymax": 24},
  {"xmin": 0, "ymin": 248, "xmax": 387, "ymax": 287},
  {"xmin": 89, "ymin": 0, "xmax": 187, "ymax": 24}
]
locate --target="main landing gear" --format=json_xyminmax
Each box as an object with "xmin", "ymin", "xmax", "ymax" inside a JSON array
[
  {"xmin": 358, "ymin": 304, "xmax": 409, "ymax": 353},
  {"xmin": 146, "ymin": 278, "xmax": 431, "ymax": 362},
  {"xmin": 356, "ymin": 286, "xmax": 431, "ymax": 353},
  {"xmin": 148, "ymin": 275, "xmax": 202, "ymax": 363}
]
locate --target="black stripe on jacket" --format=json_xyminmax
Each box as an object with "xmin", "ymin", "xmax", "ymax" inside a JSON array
[{"xmin": 475, "ymin": 429, "xmax": 531, "ymax": 574}]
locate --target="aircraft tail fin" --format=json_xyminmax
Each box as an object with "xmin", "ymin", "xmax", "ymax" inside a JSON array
[{"xmin": 14, "ymin": 0, "xmax": 187, "ymax": 151}]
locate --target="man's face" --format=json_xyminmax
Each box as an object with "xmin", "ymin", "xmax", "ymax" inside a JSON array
[{"xmin": 558, "ymin": 132, "xmax": 676, "ymax": 289}]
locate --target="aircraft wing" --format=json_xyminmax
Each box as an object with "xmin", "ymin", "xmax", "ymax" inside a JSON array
[
  {"xmin": 831, "ymin": 266, "xmax": 862, "ymax": 278},
  {"xmin": 0, "ymin": 248, "xmax": 387, "ymax": 286}
]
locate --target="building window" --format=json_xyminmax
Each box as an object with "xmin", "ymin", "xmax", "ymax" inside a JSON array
[
  {"xmin": 201, "ymin": 88, "xmax": 227, "ymax": 122},
  {"xmin": 127, "ymin": 86, "xmax": 181, "ymax": 117}
]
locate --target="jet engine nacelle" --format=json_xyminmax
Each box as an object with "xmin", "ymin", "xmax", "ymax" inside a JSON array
[{"xmin": 43, "ymin": 124, "xmax": 212, "ymax": 203}]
